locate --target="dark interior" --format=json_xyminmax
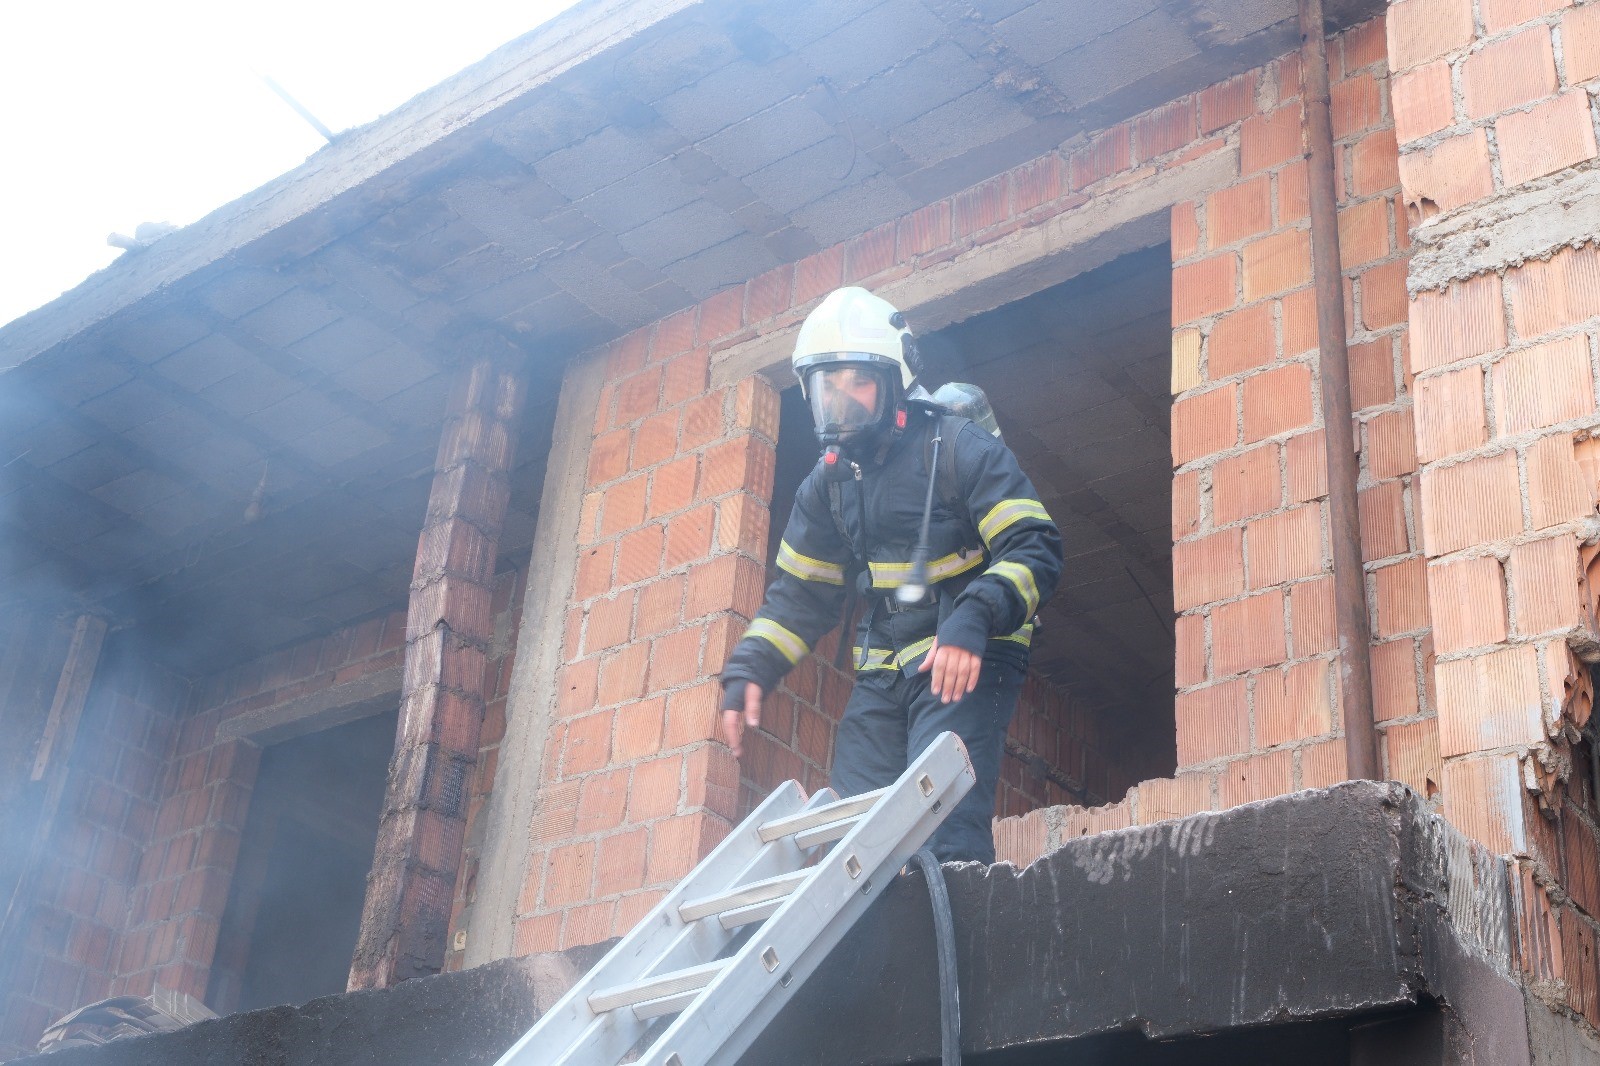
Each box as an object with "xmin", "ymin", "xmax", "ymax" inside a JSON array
[{"xmin": 211, "ymin": 709, "xmax": 396, "ymax": 1012}]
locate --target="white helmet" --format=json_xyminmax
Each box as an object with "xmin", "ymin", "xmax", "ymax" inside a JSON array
[{"xmin": 792, "ymin": 287, "xmax": 920, "ymax": 445}]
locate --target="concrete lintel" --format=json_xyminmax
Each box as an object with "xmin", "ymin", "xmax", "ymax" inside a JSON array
[
  {"xmin": 710, "ymin": 146, "xmax": 1238, "ymax": 389},
  {"xmin": 0, "ymin": 0, "xmax": 699, "ymax": 369},
  {"xmin": 214, "ymin": 665, "xmax": 402, "ymax": 745},
  {"xmin": 1406, "ymin": 165, "xmax": 1600, "ymax": 291},
  {"xmin": 466, "ymin": 346, "xmax": 610, "ymax": 967}
]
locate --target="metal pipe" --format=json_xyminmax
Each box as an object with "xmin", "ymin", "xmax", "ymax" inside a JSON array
[{"xmin": 1298, "ymin": 0, "xmax": 1380, "ymax": 781}]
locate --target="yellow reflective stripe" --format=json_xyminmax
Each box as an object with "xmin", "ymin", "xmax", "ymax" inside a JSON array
[
  {"xmin": 896, "ymin": 636, "xmax": 936, "ymax": 667},
  {"xmin": 987, "ymin": 561, "xmax": 1040, "ymax": 616},
  {"xmin": 851, "ymin": 647, "xmax": 898, "ymax": 671},
  {"xmin": 775, "ymin": 541, "xmax": 845, "ymax": 585},
  {"xmin": 992, "ymin": 622, "xmax": 1035, "ymax": 647},
  {"xmin": 867, "ymin": 551, "xmax": 983, "ymax": 589},
  {"xmin": 978, "ymin": 498, "xmax": 1052, "ymax": 546},
  {"xmin": 743, "ymin": 618, "xmax": 810, "ymax": 665}
]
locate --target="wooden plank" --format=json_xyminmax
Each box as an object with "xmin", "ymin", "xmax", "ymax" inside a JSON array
[{"xmin": 31, "ymin": 615, "xmax": 108, "ymax": 780}]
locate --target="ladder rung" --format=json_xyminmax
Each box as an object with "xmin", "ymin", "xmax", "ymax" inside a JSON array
[
  {"xmin": 793, "ymin": 818, "xmax": 856, "ymax": 850},
  {"xmin": 717, "ymin": 895, "xmax": 785, "ymax": 930},
  {"xmin": 632, "ymin": 988, "xmax": 701, "ymax": 1021},
  {"xmin": 588, "ymin": 959, "xmax": 725, "ymax": 1014},
  {"xmin": 757, "ymin": 788, "xmax": 887, "ymax": 843},
  {"xmin": 679, "ymin": 869, "xmax": 809, "ymax": 923}
]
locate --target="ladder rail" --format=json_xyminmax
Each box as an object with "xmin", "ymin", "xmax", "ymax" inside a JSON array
[
  {"xmin": 638, "ymin": 733, "xmax": 975, "ymax": 1066},
  {"xmin": 493, "ymin": 781, "xmax": 815, "ymax": 1066}
]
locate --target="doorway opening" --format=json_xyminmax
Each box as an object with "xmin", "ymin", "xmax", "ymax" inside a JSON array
[{"xmin": 208, "ymin": 708, "xmax": 395, "ymax": 1012}]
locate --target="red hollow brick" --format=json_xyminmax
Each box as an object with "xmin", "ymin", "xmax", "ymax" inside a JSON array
[
  {"xmin": 951, "ymin": 178, "xmax": 1008, "ymax": 238},
  {"xmin": 1359, "ymin": 259, "xmax": 1410, "ymax": 331},
  {"xmin": 1242, "ymin": 363, "xmax": 1315, "ymax": 442},
  {"xmin": 647, "ymin": 456, "xmax": 698, "ymax": 519},
  {"xmin": 1371, "ymin": 638, "xmax": 1422, "ymax": 721},
  {"xmin": 1358, "ymin": 479, "xmax": 1411, "ymax": 561},
  {"xmin": 1427, "ymin": 555, "xmax": 1509, "ymax": 653},
  {"xmin": 1199, "ymin": 72, "xmax": 1258, "ymax": 134},
  {"xmin": 1384, "ymin": 718, "xmax": 1442, "ymax": 797},
  {"xmin": 1290, "ymin": 575, "xmax": 1337, "ymax": 655},
  {"xmin": 1173, "ymin": 528, "xmax": 1246, "ymax": 611},
  {"xmin": 1349, "ymin": 339, "xmax": 1397, "ymax": 411},
  {"xmin": 1068, "ymin": 126, "xmax": 1131, "ymax": 189},
  {"xmin": 587, "ymin": 429, "xmax": 629, "ymax": 487},
  {"xmin": 1496, "ymin": 91, "xmax": 1600, "ymax": 187},
  {"xmin": 1436, "ymin": 645, "xmax": 1544, "ymax": 757},
  {"xmin": 1387, "ymin": 0, "xmax": 1475, "ymax": 70},
  {"xmin": 793, "ymin": 246, "xmax": 844, "ymax": 307},
  {"xmin": 1409, "ymin": 272, "xmax": 1507, "ymax": 373},
  {"xmin": 1247, "ymin": 504, "xmax": 1325, "ymax": 587},
  {"xmin": 1567, "ymin": 3, "xmax": 1600, "ymax": 85},
  {"xmin": 1172, "ymin": 255, "xmax": 1239, "ymax": 324},
  {"xmin": 662, "ymin": 347, "xmax": 711, "ymax": 407},
  {"xmin": 1419, "ymin": 450, "xmax": 1523, "ymax": 555},
  {"xmin": 696, "ymin": 287, "xmax": 744, "ymax": 345},
  {"xmin": 1218, "ymin": 748, "xmax": 1294, "ymax": 808},
  {"xmin": 1337, "ymin": 197, "xmax": 1390, "ymax": 269},
  {"xmin": 1286, "ymin": 429, "xmax": 1330, "ymax": 503},
  {"xmin": 1510, "ymin": 534, "xmax": 1584, "ymax": 636},
  {"xmin": 745, "ymin": 264, "xmax": 794, "ymax": 325},
  {"xmin": 1240, "ymin": 105, "xmax": 1304, "ymax": 175},
  {"xmin": 1171, "ymin": 383, "xmax": 1237, "ymax": 465},
  {"xmin": 1213, "ymin": 443, "xmax": 1283, "ymax": 526},
  {"xmin": 1481, "ymin": 0, "xmax": 1570, "ymax": 33},
  {"xmin": 1173, "ymin": 467, "xmax": 1202, "ymax": 540},
  {"xmin": 1415, "ymin": 366, "xmax": 1487, "ymax": 463},
  {"xmin": 1492, "ymin": 336, "xmax": 1597, "ymax": 435},
  {"xmin": 1134, "ymin": 97, "xmax": 1196, "ymax": 162},
  {"xmin": 1374, "ymin": 556, "xmax": 1432, "ymax": 636},
  {"xmin": 1526, "ymin": 432, "xmax": 1595, "ymax": 530},
  {"xmin": 1171, "ymin": 202, "xmax": 1201, "ymax": 261},
  {"xmin": 1331, "ymin": 72, "xmax": 1384, "ymax": 139},
  {"xmin": 844, "ymin": 221, "xmax": 898, "ymax": 281},
  {"xmin": 1208, "ymin": 302, "xmax": 1275, "ymax": 378},
  {"xmin": 1208, "ymin": 177, "xmax": 1273, "ymax": 249},
  {"xmin": 1211, "ymin": 589, "xmax": 1288, "ymax": 675},
  {"xmin": 1397, "ymin": 130, "xmax": 1496, "ymax": 217},
  {"xmin": 1242, "ymin": 230, "xmax": 1313, "ymax": 303},
  {"xmin": 1463, "ymin": 27, "xmax": 1558, "ymax": 120},
  {"xmin": 1175, "ymin": 613, "xmax": 1207, "ymax": 687},
  {"xmin": 1352, "ymin": 129, "xmax": 1402, "ymax": 198},
  {"xmin": 1257, "ymin": 658, "xmax": 1335, "ymax": 748},
  {"xmin": 1506, "ymin": 244, "xmax": 1600, "ymax": 341},
  {"xmin": 1277, "ymin": 160, "xmax": 1310, "ymax": 226},
  {"xmin": 1175, "ymin": 678, "xmax": 1250, "ymax": 766}
]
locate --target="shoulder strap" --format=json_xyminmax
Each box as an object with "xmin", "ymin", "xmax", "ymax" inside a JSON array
[
  {"xmin": 826, "ymin": 479, "xmax": 850, "ymax": 551},
  {"xmin": 933, "ymin": 413, "xmax": 973, "ymax": 535}
]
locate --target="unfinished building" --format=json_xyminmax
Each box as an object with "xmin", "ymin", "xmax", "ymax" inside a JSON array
[{"xmin": 3, "ymin": 0, "xmax": 1600, "ymax": 1060}]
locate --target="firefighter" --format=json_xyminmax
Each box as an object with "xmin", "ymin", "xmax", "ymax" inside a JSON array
[{"xmin": 718, "ymin": 286, "xmax": 1062, "ymax": 864}]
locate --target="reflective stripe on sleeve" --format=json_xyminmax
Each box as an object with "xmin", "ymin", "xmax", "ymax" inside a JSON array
[
  {"xmin": 775, "ymin": 541, "xmax": 846, "ymax": 585},
  {"xmin": 978, "ymin": 498, "xmax": 1052, "ymax": 546},
  {"xmin": 743, "ymin": 618, "xmax": 811, "ymax": 665},
  {"xmin": 986, "ymin": 560, "xmax": 1040, "ymax": 616},
  {"xmin": 992, "ymin": 622, "xmax": 1035, "ymax": 647}
]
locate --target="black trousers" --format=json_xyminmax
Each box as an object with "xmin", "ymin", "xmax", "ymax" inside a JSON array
[{"xmin": 828, "ymin": 657, "xmax": 1025, "ymax": 864}]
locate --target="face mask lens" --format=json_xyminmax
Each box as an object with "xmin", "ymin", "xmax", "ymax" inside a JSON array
[{"xmin": 807, "ymin": 365, "xmax": 885, "ymax": 440}]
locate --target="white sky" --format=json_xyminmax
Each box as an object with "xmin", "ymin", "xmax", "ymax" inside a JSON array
[{"xmin": 0, "ymin": 0, "xmax": 581, "ymax": 329}]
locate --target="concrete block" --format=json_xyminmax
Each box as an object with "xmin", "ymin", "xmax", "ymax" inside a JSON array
[
  {"xmin": 697, "ymin": 98, "xmax": 835, "ymax": 179},
  {"xmin": 889, "ymin": 85, "xmax": 1034, "ymax": 167}
]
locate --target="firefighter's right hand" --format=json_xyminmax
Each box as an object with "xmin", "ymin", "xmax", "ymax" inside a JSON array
[{"xmin": 722, "ymin": 683, "xmax": 762, "ymax": 758}]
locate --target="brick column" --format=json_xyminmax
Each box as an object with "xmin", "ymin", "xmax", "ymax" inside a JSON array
[
  {"xmin": 349, "ymin": 350, "xmax": 527, "ymax": 989},
  {"xmin": 1388, "ymin": 0, "xmax": 1600, "ymax": 1026}
]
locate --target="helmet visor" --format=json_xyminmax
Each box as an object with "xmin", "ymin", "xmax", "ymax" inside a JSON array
[{"xmin": 806, "ymin": 364, "xmax": 892, "ymax": 441}]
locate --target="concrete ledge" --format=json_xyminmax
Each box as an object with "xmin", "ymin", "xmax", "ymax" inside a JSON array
[{"xmin": 1406, "ymin": 164, "xmax": 1600, "ymax": 291}]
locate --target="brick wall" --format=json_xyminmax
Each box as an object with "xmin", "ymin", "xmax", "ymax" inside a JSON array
[
  {"xmin": 108, "ymin": 608, "xmax": 412, "ymax": 1006},
  {"xmin": 0, "ymin": 638, "xmax": 187, "ymax": 1059},
  {"xmin": 994, "ymin": 15, "xmax": 1419, "ymax": 871},
  {"xmin": 514, "ymin": 20, "xmax": 1340, "ymax": 951},
  {"xmin": 1385, "ymin": 0, "xmax": 1600, "ymax": 1028}
]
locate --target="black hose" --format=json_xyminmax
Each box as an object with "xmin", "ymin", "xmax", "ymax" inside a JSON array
[{"xmin": 910, "ymin": 847, "xmax": 960, "ymax": 1065}]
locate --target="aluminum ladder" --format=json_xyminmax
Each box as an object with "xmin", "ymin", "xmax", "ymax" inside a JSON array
[{"xmin": 493, "ymin": 730, "xmax": 975, "ymax": 1066}]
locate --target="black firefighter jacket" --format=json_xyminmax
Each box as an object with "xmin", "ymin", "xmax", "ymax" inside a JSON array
[{"xmin": 721, "ymin": 406, "xmax": 1063, "ymax": 699}]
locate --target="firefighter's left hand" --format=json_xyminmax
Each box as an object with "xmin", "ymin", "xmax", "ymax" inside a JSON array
[{"xmin": 918, "ymin": 639, "xmax": 981, "ymax": 703}]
